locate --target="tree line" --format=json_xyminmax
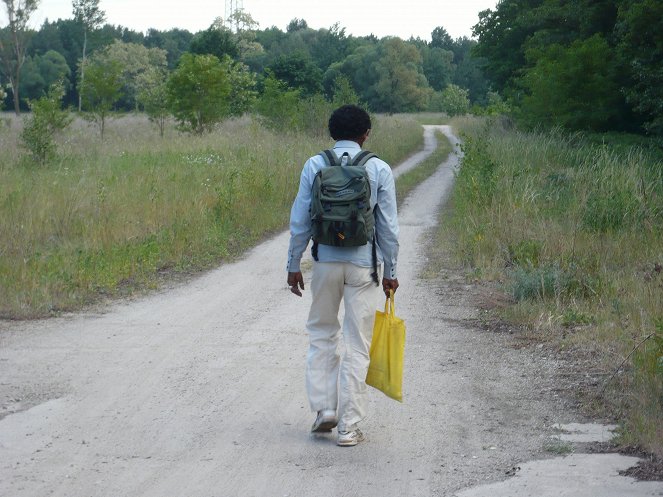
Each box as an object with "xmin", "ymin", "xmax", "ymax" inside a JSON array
[
  {"xmin": 0, "ymin": 0, "xmax": 491, "ymax": 126},
  {"xmin": 473, "ymin": 0, "xmax": 663, "ymax": 137}
]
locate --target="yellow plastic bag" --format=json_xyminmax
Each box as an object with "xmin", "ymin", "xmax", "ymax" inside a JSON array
[{"xmin": 365, "ymin": 290, "xmax": 406, "ymax": 402}]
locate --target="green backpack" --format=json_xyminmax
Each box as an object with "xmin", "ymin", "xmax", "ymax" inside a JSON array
[{"xmin": 310, "ymin": 149, "xmax": 379, "ymax": 284}]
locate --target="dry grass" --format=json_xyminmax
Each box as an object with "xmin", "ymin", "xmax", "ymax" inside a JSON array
[
  {"xmin": 443, "ymin": 116, "xmax": 663, "ymax": 456},
  {"xmin": 0, "ymin": 112, "xmax": 423, "ymax": 318}
]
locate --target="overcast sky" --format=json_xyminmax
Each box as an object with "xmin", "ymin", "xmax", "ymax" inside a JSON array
[{"xmin": 11, "ymin": 0, "xmax": 497, "ymax": 41}]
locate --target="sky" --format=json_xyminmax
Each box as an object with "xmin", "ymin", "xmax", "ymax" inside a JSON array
[{"xmin": 14, "ymin": 0, "xmax": 498, "ymax": 41}]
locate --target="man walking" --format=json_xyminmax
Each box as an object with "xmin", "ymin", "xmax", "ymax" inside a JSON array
[{"xmin": 286, "ymin": 105, "xmax": 399, "ymax": 447}]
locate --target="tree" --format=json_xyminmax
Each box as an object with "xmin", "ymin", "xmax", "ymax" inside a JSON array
[
  {"xmin": 19, "ymin": 50, "xmax": 71, "ymax": 101},
  {"xmin": 73, "ymin": 0, "xmax": 106, "ymax": 111},
  {"xmin": 145, "ymin": 28, "xmax": 193, "ymax": 69},
  {"xmin": 617, "ymin": 0, "xmax": 663, "ymax": 135},
  {"xmin": 431, "ymin": 84, "xmax": 469, "ymax": 116},
  {"xmin": 0, "ymin": 0, "xmax": 40, "ymax": 114},
  {"xmin": 80, "ymin": 50, "xmax": 123, "ymax": 138},
  {"xmin": 371, "ymin": 38, "xmax": 430, "ymax": 113},
  {"xmin": 421, "ymin": 46, "xmax": 454, "ymax": 91},
  {"xmin": 101, "ymin": 39, "xmax": 167, "ymax": 110},
  {"xmin": 268, "ymin": 51, "xmax": 322, "ymax": 96},
  {"xmin": 430, "ymin": 26, "xmax": 453, "ymax": 51},
  {"xmin": 255, "ymin": 73, "xmax": 301, "ymax": 131},
  {"xmin": 226, "ymin": 60, "xmax": 256, "ymax": 116},
  {"xmin": 287, "ymin": 18, "xmax": 308, "ymax": 33},
  {"xmin": 21, "ymin": 81, "xmax": 72, "ymax": 164},
  {"xmin": 166, "ymin": 53, "xmax": 232, "ymax": 134},
  {"xmin": 189, "ymin": 24, "xmax": 238, "ymax": 60},
  {"xmin": 519, "ymin": 35, "xmax": 623, "ymax": 130},
  {"xmin": 137, "ymin": 66, "xmax": 168, "ymax": 136},
  {"xmin": 331, "ymin": 74, "xmax": 359, "ymax": 106}
]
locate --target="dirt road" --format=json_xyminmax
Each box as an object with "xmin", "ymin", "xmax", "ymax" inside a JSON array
[{"xmin": 1, "ymin": 127, "xmax": 659, "ymax": 497}]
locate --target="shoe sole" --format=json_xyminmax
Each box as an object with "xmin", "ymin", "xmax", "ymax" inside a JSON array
[
  {"xmin": 311, "ymin": 419, "xmax": 337, "ymax": 433},
  {"xmin": 336, "ymin": 435, "xmax": 365, "ymax": 447}
]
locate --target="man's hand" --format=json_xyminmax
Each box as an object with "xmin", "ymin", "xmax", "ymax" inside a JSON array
[
  {"xmin": 287, "ymin": 271, "xmax": 305, "ymax": 297},
  {"xmin": 382, "ymin": 277, "xmax": 399, "ymax": 298}
]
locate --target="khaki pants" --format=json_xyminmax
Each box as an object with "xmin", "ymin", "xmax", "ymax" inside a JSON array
[{"xmin": 305, "ymin": 261, "xmax": 381, "ymax": 432}]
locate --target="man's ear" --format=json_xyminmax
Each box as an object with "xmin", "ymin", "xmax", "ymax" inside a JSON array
[{"xmin": 358, "ymin": 129, "xmax": 370, "ymax": 145}]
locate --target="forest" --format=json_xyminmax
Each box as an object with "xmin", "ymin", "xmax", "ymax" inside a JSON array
[
  {"xmin": 1, "ymin": 0, "xmax": 661, "ymax": 140},
  {"xmin": 0, "ymin": 3, "xmax": 488, "ymax": 125}
]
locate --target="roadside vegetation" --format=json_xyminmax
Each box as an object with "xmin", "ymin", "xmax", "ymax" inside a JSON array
[
  {"xmin": 444, "ymin": 115, "xmax": 662, "ymax": 457},
  {"xmin": 0, "ymin": 112, "xmax": 423, "ymax": 319}
]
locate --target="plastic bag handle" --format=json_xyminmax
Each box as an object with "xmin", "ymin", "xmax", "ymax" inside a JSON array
[{"xmin": 384, "ymin": 289, "xmax": 395, "ymax": 316}]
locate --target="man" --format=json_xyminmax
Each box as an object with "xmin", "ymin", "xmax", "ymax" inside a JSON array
[{"xmin": 286, "ymin": 104, "xmax": 399, "ymax": 447}]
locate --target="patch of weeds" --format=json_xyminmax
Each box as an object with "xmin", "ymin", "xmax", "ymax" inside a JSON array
[
  {"xmin": 543, "ymin": 439, "xmax": 575, "ymax": 455},
  {"xmin": 583, "ymin": 187, "xmax": 640, "ymax": 233},
  {"xmin": 542, "ymin": 171, "xmax": 573, "ymax": 213},
  {"xmin": 507, "ymin": 239, "xmax": 542, "ymax": 267},
  {"xmin": 562, "ymin": 308, "xmax": 594, "ymax": 327},
  {"xmin": 508, "ymin": 264, "xmax": 568, "ymax": 301},
  {"xmin": 456, "ymin": 135, "xmax": 498, "ymax": 208}
]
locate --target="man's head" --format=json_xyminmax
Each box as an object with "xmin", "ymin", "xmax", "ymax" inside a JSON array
[{"xmin": 328, "ymin": 105, "xmax": 371, "ymax": 143}]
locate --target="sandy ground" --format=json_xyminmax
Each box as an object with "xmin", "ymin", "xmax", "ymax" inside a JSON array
[{"xmin": 1, "ymin": 126, "xmax": 661, "ymax": 497}]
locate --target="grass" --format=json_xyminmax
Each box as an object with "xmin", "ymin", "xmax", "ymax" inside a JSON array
[
  {"xmin": 441, "ymin": 115, "xmax": 663, "ymax": 456},
  {"xmin": 0, "ymin": 112, "xmax": 424, "ymax": 319}
]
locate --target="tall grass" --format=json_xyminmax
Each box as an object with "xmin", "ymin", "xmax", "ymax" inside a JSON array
[
  {"xmin": 0, "ymin": 112, "xmax": 423, "ymax": 318},
  {"xmin": 446, "ymin": 115, "xmax": 663, "ymax": 456}
]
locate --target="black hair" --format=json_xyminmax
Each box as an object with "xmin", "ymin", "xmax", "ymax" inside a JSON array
[{"xmin": 328, "ymin": 104, "xmax": 371, "ymax": 141}]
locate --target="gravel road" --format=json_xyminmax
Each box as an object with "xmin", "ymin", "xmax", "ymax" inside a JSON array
[{"xmin": 1, "ymin": 126, "xmax": 657, "ymax": 497}]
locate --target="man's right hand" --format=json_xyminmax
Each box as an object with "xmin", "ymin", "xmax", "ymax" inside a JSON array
[
  {"xmin": 287, "ymin": 272, "xmax": 305, "ymax": 297},
  {"xmin": 382, "ymin": 278, "xmax": 399, "ymax": 298}
]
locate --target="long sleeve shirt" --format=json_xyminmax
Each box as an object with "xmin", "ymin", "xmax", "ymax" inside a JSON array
[{"xmin": 286, "ymin": 140, "xmax": 399, "ymax": 279}]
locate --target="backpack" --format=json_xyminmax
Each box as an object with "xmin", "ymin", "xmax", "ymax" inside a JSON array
[{"xmin": 310, "ymin": 149, "xmax": 379, "ymax": 284}]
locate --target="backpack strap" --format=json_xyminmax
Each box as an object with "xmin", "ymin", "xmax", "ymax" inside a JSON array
[
  {"xmin": 320, "ymin": 149, "xmax": 340, "ymax": 167},
  {"xmin": 351, "ymin": 150, "xmax": 377, "ymax": 168}
]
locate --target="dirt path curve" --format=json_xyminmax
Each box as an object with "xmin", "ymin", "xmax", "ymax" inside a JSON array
[{"xmin": 1, "ymin": 126, "xmax": 653, "ymax": 497}]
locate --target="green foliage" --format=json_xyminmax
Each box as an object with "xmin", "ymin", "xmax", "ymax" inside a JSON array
[
  {"xmin": 166, "ymin": 53, "xmax": 232, "ymax": 134},
  {"xmin": 136, "ymin": 67, "xmax": 169, "ymax": 136},
  {"xmin": 431, "ymin": 84, "xmax": 470, "ymax": 116},
  {"xmin": 331, "ymin": 74, "xmax": 360, "ymax": 107},
  {"xmin": 255, "ymin": 74, "xmax": 331, "ymax": 137},
  {"xmin": 617, "ymin": 0, "xmax": 663, "ymax": 135},
  {"xmin": 227, "ymin": 61, "xmax": 257, "ymax": 117},
  {"xmin": 268, "ymin": 51, "xmax": 323, "ymax": 96},
  {"xmin": 455, "ymin": 133, "xmax": 496, "ymax": 207},
  {"xmin": 101, "ymin": 40, "xmax": 168, "ymax": 111},
  {"xmin": 19, "ymin": 50, "xmax": 71, "ymax": 102},
  {"xmin": 508, "ymin": 239, "xmax": 542, "ymax": 267},
  {"xmin": 520, "ymin": 35, "xmax": 623, "ymax": 131},
  {"xmin": 189, "ymin": 24, "xmax": 238, "ymax": 60},
  {"xmin": 255, "ymin": 75, "xmax": 301, "ymax": 131},
  {"xmin": 421, "ymin": 46, "xmax": 454, "ymax": 91},
  {"xmin": 472, "ymin": 0, "xmax": 663, "ymax": 136},
  {"xmin": 80, "ymin": 51, "xmax": 124, "ymax": 138},
  {"xmin": 20, "ymin": 82, "xmax": 73, "ymax": 164}
]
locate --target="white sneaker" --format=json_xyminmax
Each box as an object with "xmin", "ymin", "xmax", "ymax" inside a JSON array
[
  {"xmin": 337, "ymin": 428, "xmax": 365, "ymax": 446},
  {"xmin": 311, "ymin": 410, "xmax": 337, "ymax": 433}
]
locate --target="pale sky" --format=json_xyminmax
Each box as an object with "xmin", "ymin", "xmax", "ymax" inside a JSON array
[{"xmin": 11, "ymin": 0, "xmax": 498, "ymax": 41}]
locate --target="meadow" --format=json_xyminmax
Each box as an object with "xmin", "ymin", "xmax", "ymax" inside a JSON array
[
  {"xmin": 0, "ymin": 113, "xmax": 424, "ymax": 319},
  {"xmin": 444, "ymin": 115, "xmax": 663, "ymax": 456}
]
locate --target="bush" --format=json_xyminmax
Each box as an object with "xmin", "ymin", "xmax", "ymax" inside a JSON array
[{"xmin": 20, "ymin": 82, "xmax": 72, "ymax": 165}]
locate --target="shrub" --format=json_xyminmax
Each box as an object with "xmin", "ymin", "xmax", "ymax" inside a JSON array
[{"xmin": 20, "ymin": 82, "xmax": 72, "ymax": 164}]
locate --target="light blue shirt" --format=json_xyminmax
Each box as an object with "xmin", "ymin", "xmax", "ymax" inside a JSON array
[{"xmin": 286, "ymin": 140, "xmax": 399, "ymax": 279}]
